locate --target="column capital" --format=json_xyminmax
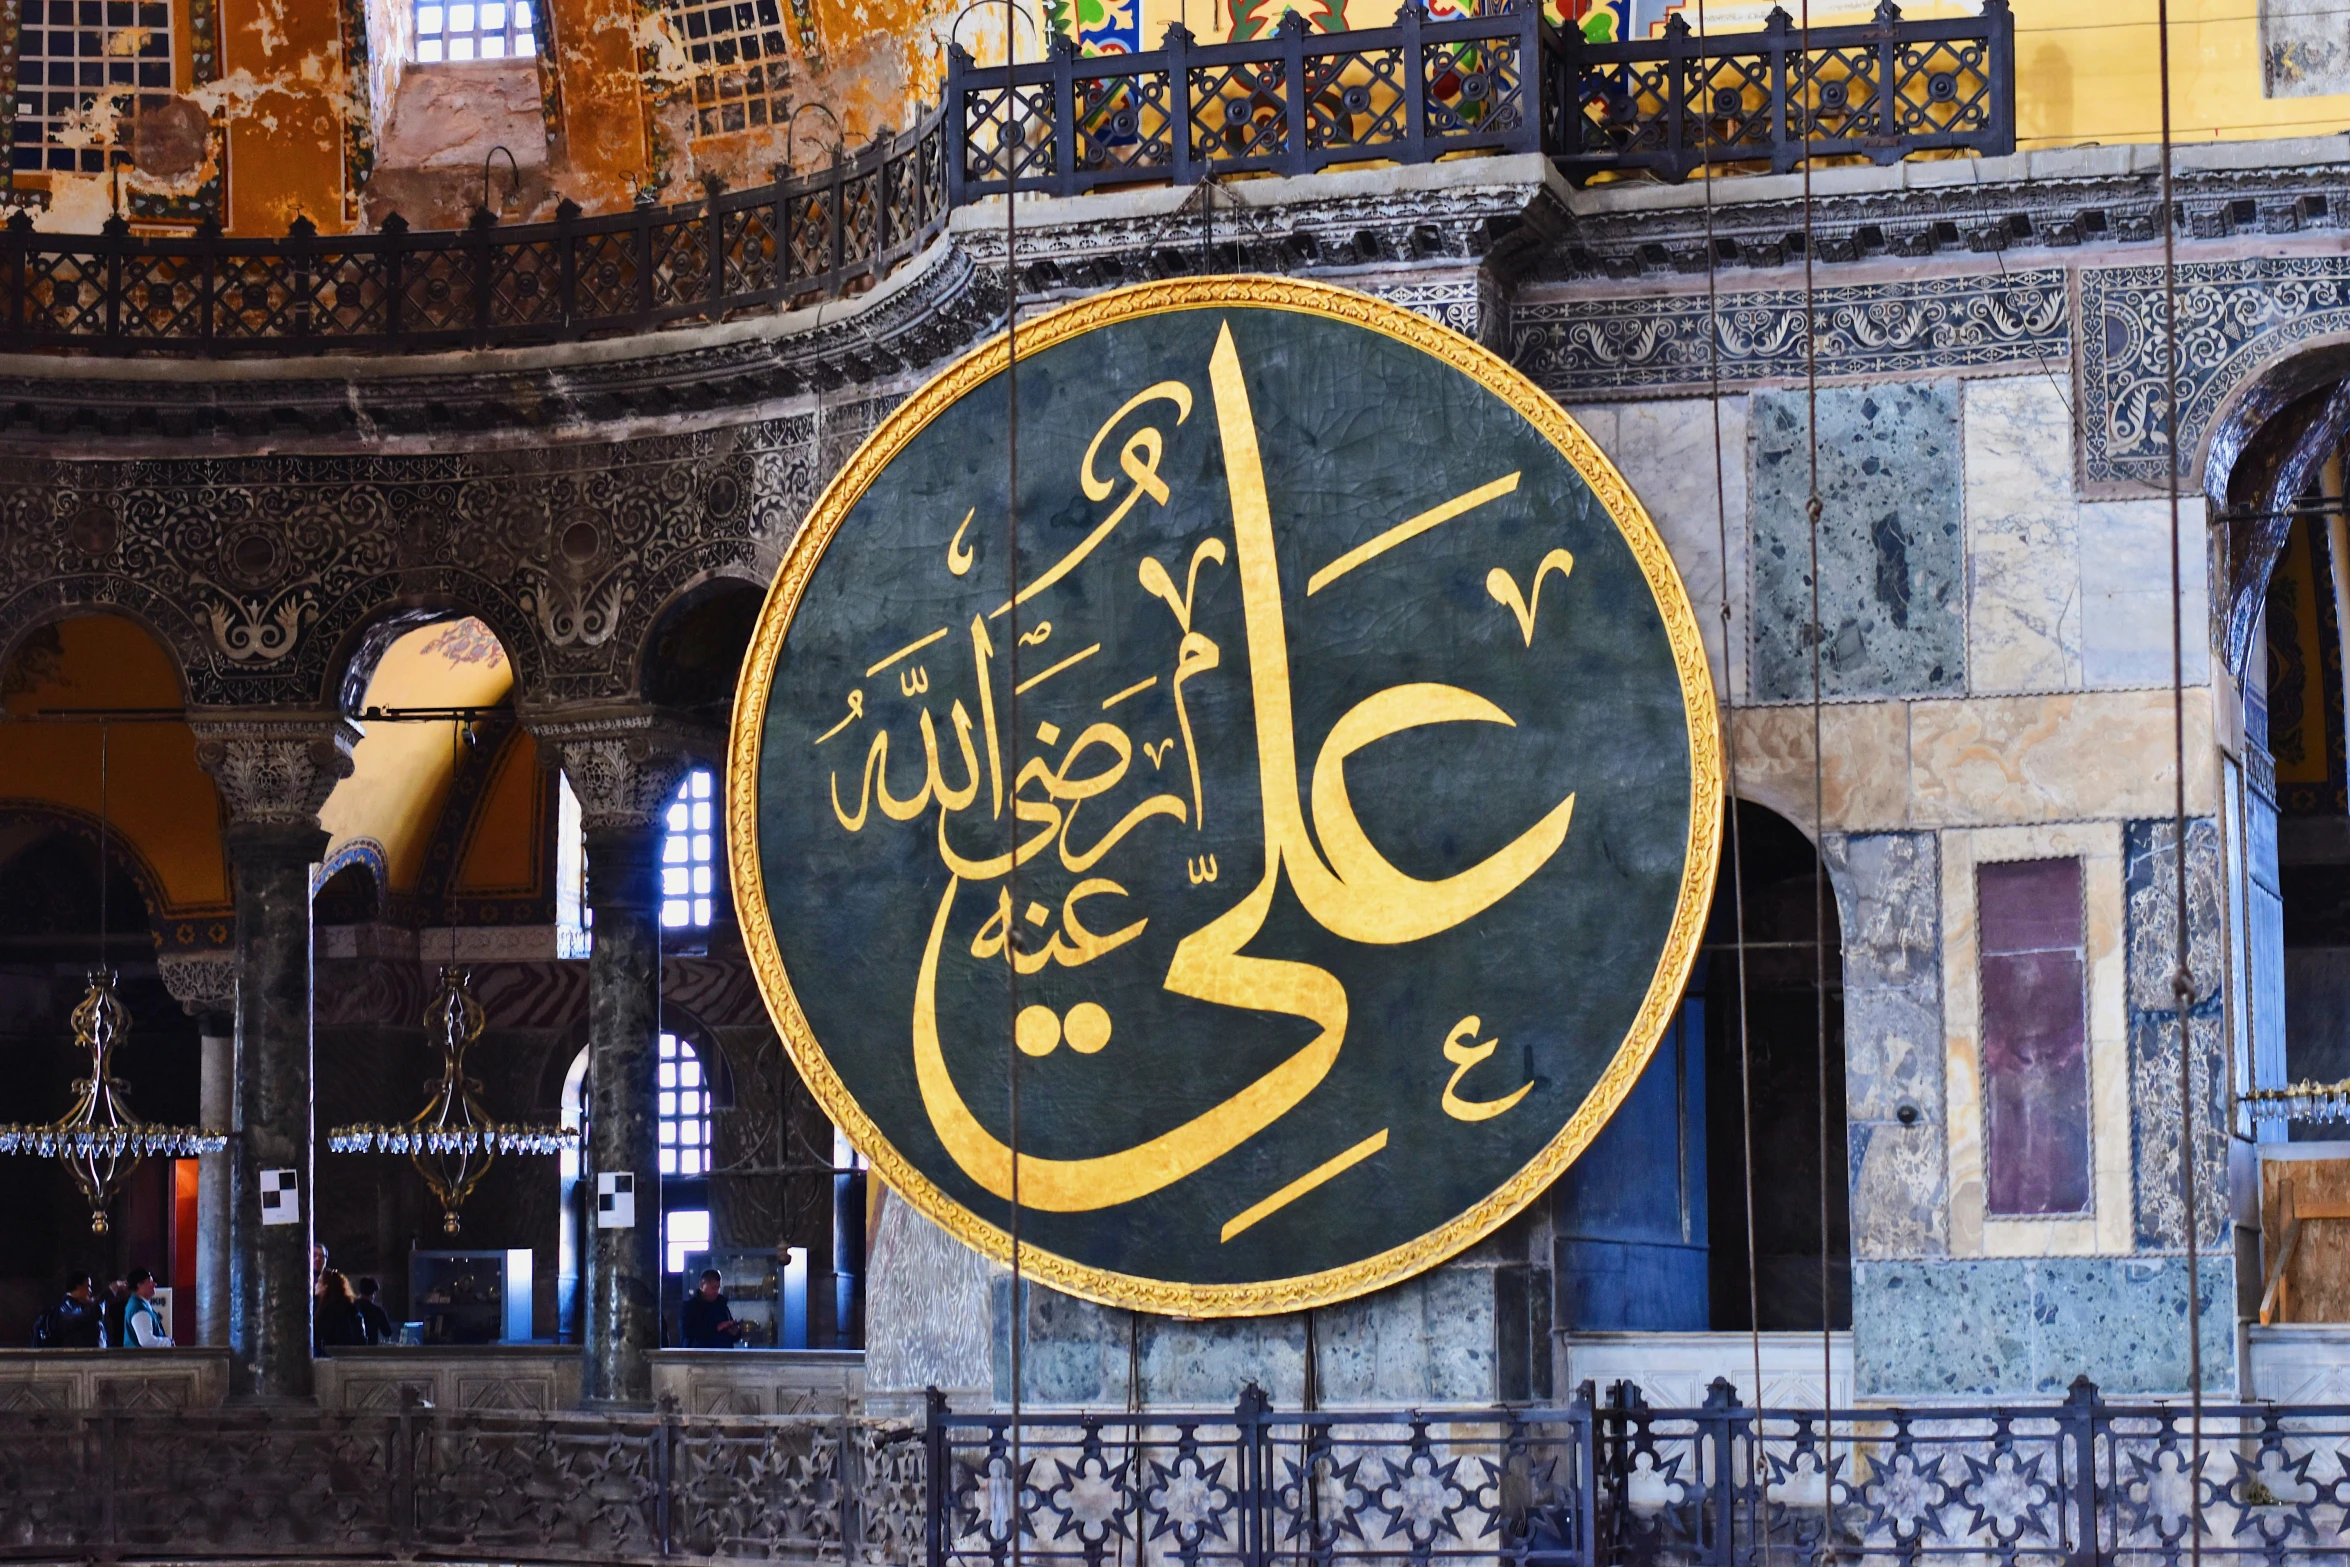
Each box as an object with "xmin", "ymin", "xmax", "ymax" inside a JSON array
[
  {"xmin": 525, "ymin": 705, "xmax": 716, "ymax": 835},
  {"xmin": 158, "ymin": 951, "xmax": 237, "ymax": 1017},
  {"xmin": 189, "ymin": 711, "xmax": 357, "ymax": 839}
]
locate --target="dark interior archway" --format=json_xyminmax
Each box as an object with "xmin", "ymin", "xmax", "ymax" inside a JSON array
[{"xmin": 1549, "ymin": 799, "xmax": 1850, "ymax": 1334}]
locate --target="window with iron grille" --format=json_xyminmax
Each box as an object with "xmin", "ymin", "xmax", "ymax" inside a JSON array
[
  {"xmin": 414, "ymin": 0, "xmax": 537, "ymax": 61},
  {"xmin": 664, "ymin": 0, "xmax": 791, "ymax": 137},
  {"xmin": 13, "ymin": 0, "xmax": 174, "ymax": 174},
  {"xmin": 661, "ymin": 768, "xmax": 716, "ymax": 930},
  {"xmin": 659, "ymin": 1031, "xmax": 713, "ymax": 1178}
]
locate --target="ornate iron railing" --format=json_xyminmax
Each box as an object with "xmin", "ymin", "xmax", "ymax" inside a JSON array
[
  {"xmin": 0, "ymin": 1398, "xmax": 927, "ymax": 1563},
  {"xmin": 0, "ymin": 0, "xmax": 2013, "ymax": 358},
  {"xmin": 1558, "ymin": 0, "xmax": 2014, "ymax": 182},
  {"xmin": 0, "ymin": 122, "xmax": 949, "ymax": 356},
  {"xmin": 928, "ymin": 1379, "xmax": 2350, "ymax": 1567},
  {"xmin": 943, "ymin": 2, "xmax": 1573, "ymax": 201}
]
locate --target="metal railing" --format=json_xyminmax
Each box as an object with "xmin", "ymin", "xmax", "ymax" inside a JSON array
[
  {"xmin": 0, "ymin": 0, "xmax": 2013, "ymax": 359},
  {"xmin": 928, "ymin": 1379, "xmax": 2350, "ymax": 1567},
  {"xmin": 0, "ymin": 122, "xmax": 949, "ymax": 356},
  {"xmin": 1558, "ymin": 0, "xmax": 2014, "ymax": 182},
  {"xmin": 943, "ymin": 2, "xmax": 1572, "ymax": 201},
  {"xmin": 0, "ymin": 1395, "xmax": 927, "ymax": 1564}
]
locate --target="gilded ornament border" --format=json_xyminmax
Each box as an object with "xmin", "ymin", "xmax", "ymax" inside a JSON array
[{"xmin": 727, "ymin": 274, "xmax": 1723, "ymax": 1318}]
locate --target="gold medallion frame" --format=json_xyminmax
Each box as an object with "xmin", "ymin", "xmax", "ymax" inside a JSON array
[{"xmin": 727, "ymin": 275, "xmax": 1722, "ymax": 1317}]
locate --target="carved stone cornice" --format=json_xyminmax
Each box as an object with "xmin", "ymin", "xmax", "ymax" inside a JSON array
[
  {"xmin": 158, "ymin": 951, "xmax": 238, "ymax": 1015},
  {"xmin": 188, "ymin": 712, "xmax": 358, "ymax": 836},
  {"xmin": 526, "ymin": 707, "xmax": 717, "ymax": 834}
]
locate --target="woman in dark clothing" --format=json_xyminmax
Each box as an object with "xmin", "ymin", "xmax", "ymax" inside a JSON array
[{"xmin": 315, "ymin": 1269, "xmax": 367, "ymax": 1355}]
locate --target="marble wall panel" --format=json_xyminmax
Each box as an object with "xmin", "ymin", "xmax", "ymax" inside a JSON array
[
  {"xmin": 1827, "ymin": 832, "xmax": 1947, "ymax": 1261},
  {"xmin": 863, "ymin": 1192, "xmax": 996, "ymax": 1406},
  {"xmin": 1908, "ymin": 689, "xmax": 2218, "ymax": 827},
  {"xmin": 2078, "ymin": 498, "xmax": 2213, "ymax": 690},
  {"xmin": 1570, "ymin": 395, "xmax": 1752, "ymax": 703},
  {"xmin": 2123, "ymin": 819, "xmax": 2232, "ymax": 1252},
  {"xmin": 1751, "ymin": 383, "xmax": 1965, "ymax": 703},
  {"xmin": 1965, "ymin": 378, "xmax": 2083, "ymax": 695},
  {"xmin": 1731, "ymin": 703, "xmax": 1912, "ymax": 834},
  {"xmin": 1852, "ymin": 1255, "xmax": 2236, "ymax": 1397},
  {"xmin": 980, "ymin": 1262, "xmax": 1506, "ymax": 1409}
]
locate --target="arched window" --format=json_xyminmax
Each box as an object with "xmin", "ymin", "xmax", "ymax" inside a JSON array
[
  {"xmin": 661, "ymin": 769, "xmax": 716, "ymax": 930},
  {"xmin": 658, "ymin": 1030, "xmax": 712, "ymax": 1177}
]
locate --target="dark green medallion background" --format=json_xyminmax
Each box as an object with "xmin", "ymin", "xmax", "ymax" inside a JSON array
[{"xmin": 743, "ymin": 285, "xmax": 1710, "ymax": 1305}]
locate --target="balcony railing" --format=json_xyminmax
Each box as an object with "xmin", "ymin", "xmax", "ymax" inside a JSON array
[
  {"xmin": 1558, "ymin": 0, "xmax": 2015, "ymax": 182},
  {"xmin": 942, "ymin": 3, "xmax": 1573, "ymax": 201},
  {"xmin": 0, "ymin": 1378, "xmax": 2338, "ymax": 1565},
  {"xmin": 0, "ymin": 0, "xmax": 2011, "ymax": 358},
  {"xmin": 0, "ymin": 123, "xmax": 949, "ymax": 356}
]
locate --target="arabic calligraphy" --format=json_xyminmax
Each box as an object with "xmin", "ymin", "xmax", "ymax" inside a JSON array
[{"xmin": 736, "ymin": 278, "xmax": 1719, "ymax": 1312}]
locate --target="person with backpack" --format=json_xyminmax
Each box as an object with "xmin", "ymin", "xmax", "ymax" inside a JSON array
[
  {"xmin": 33, "ymin": 1275, "xmax": 101, "ymax": 1348},
  {"xmin": 123, "ymin": 1270, "xmax": 168, "ymax": 1347}
]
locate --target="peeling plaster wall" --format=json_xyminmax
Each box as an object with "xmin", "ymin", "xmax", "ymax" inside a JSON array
[
  {"xmin": 216, "ymin": 0, "xmax": 356, "ymax": 232},
  {"xmin": 364, "ymin": 59, "xmax": 552, "ymax": 227}
]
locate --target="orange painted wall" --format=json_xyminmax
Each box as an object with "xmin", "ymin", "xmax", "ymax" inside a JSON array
[
  {"xmin": 216, "ymin": 0, "xmax": 355, "ymax": 233},
  {"xmin": 0, "ymin": 615, "xmax": 229, "ymax": 926},
  {"xmin": 542, "ymin": 0, "xmax": 651, "ymax": 208},
  {"xmin": 451, "ymin": 728, "xmax": 547, "ymax": 898}
]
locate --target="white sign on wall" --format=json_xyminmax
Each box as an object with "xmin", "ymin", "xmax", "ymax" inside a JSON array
[
  {"xmin": 259, "ymin": 1168, "xmax": 300, "ymax": 1226},
  {"xmin": 596, "ymin": 1171, "xmax": 635, "ymax": 1229}
]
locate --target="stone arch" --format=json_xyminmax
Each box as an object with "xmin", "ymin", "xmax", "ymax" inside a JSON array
[
  {"xmin": 2198, "ymin": 339, "xmax": 2350, "ymax": 679},
  {"xmin": 0, "ymin": 802, "xmax": 181, "ymax": 950},
  {"xmin": 638, "ymin": 570, "xmax": 767, "ymax": 722},
  {"xmin": 311, "ymin": 578, "xmax": 546, "ymax": 713},
  {"xmin": 0, "ymin": 583, "xmax": 205, "ymax": 709}
]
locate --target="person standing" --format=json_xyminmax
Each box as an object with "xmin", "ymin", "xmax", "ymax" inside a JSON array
[
  {"xmin": 314, "ymin": 1269, "xmax": 366, "ymax": 1355},
  {"xmin": 352, "ymin": 1277, "xmax": 394, "ymax": 1346},
  {"xmin": 35, "ymin": 1276, "xmax": 101, "ymax": 1348},
  {"xmin": 680, "ymin": 1269, "xmax": 749, "ymax": 1348},
  {"xmin": 99, "ymin": 1277, "xmax": 128, "ymax": 1348},
  {"xmin": 123, "ymin": 1269, "xmax": 168, "ymax": 1347}
]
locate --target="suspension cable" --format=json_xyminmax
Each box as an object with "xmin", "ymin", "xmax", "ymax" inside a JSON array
[
  {"xmin": 1001, "ymin": 0, "xmax": 1028, "ymax": 1550},
  {"xmin": 2153, "ymin": 0, "xmax": 2205, "ymax": 1541},
  {"xmin": 1792, "ymin": 1, "xmax": 1838, "ymax": 1551},
  {"xmin": 1692, "ymin": 0, "xmax": 1771, "ymax": 1534}
]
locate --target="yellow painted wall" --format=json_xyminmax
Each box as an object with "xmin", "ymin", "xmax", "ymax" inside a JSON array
[
  {"xmin": 1658, "ymin": 1, "xmax": 2350, "ymax": 149},
  {"xmin": 319, "ymin": 619, "xmax": 515, "ymax": 896},
  {"xmin": 0, "ymin": 615, "xmax": 228, "ymax": 924}
]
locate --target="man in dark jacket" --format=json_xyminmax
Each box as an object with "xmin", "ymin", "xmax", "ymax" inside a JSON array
[
  {"xmin": 353, "ymin": 1278, "xmax": 395, "ymax": 1346},
  {"xmin": 36, "ymin": 1276, "xmax": 101, "ymax": 1348},
  {"xmin": 680, "ymin": 1270, "xmax": 749, "ymax": 1348}
]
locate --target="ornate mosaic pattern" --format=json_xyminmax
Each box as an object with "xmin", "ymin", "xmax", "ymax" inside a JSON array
[
  {"xmin": 2079, "ymin": 254, "xmax": 2350, "ymax": 490},
  {"xmin": 1509, "ymin": 268, "xmax": 2070, "ymax": 396}
]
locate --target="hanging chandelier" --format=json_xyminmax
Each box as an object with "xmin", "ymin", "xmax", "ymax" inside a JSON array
[
  {"xmin": 328, "ymin": 965, "xmax": 578, "ymax": 1233},
  {"xmin": 2245, "ymin": 1080, "xmax": 2350, "ymax": 1125},
  {"xmin": 0, "ymin": 967, "xmax": 229, "ymax": 1234}
]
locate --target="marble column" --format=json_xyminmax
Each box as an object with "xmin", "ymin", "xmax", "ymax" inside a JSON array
[
  {"xmin": 534, "ymin": 712, "xmax": 700, "ymax": 1407},
  {"xmin": 193, "ymin": 715, "xmax": 354, "ymax": 1402},
  {"xmin": 159, "ymin": 954, "xmax": 238, "ymax": 1348}
]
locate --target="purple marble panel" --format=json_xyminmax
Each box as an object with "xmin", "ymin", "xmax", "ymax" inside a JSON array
[{"xmin": 1978, "ymin": 858, "xmax": 2092, "ymax": 1216}]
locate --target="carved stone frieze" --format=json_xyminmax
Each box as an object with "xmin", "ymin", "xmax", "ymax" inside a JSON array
[
  {"xmin": 157, "ymin": 952, "xmax": 237, "ymax": 1014},
  {"xmin": 187, "ymin": 714, "xmax": 358, "ymax": 832}
]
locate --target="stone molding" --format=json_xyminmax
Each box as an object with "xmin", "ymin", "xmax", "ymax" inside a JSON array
[
  {"xmin": 528, "ymin": 709, "xmax": 715, "ymax": 833},
  {"xmin": 187, "ymin": 714, "xmax": 358, "ymax": 833}
]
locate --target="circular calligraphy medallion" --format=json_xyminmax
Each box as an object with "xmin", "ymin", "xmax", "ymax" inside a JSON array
[{"xmin": 731, "ymin": 278, "xmax": 1720, "ymax": 1315}]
